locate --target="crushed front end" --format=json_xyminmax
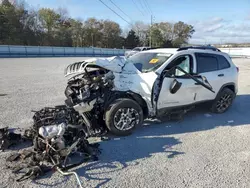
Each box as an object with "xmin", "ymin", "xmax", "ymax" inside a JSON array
[{"xmin": 63, "ymin": 57, "xmax": 125, "ymax": 136}]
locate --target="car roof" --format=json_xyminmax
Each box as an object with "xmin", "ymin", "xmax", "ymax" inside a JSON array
[
  {"xmin": 139, "ymin": 48, "xmax": 178, "ymax": 54},
  {"xmin": 139, "ymin": 47, "xmax": 229, "ymax": 56}
]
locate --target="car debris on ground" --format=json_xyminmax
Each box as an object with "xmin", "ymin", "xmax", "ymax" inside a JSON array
[
  {"xmin": 2, "ymin": 106, "xmax": 102, "ymax": 187},
  {"xmin": 0, "ymin": 127, "xmax": 22, "ymax": 151}
]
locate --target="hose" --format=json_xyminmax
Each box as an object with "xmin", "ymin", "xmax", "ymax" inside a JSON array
[
  {"xmin": 50, "ymin": 156, "xmax": 83, "ymax": 188},
  {"xmin": 56, "ymin": 166, "xmax": 83, "ymax": 188}
]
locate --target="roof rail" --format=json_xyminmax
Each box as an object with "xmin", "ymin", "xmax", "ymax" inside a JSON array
[{"xmin": 177, "ymin": 45, "xmax": 221, "ymax": 52}]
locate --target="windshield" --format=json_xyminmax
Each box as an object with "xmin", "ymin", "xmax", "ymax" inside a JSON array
[
  {"xmin": 132, "ymin": 47, "xmax": 141, "ymax": 51},
  {"xmin": 127, "ymin": 52, "xmax": 173, "ymax": 73}
]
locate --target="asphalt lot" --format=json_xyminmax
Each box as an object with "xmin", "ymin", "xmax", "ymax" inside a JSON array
[{"xmin": 0, "ymin": 57, "xmax": 250, "ymax": 188}]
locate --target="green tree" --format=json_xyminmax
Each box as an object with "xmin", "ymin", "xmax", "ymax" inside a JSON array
[
  {"xmin": 0, "ymin": 0, "xmax": 22, "ymax": 44},
  {"xmin": 157, "ymin": 22, "xmax": 174, "ymax": 42},
  {"xmin": 101, "ymin": 20, "xmax": 122, "ymax": 48},
  {"xmin": 124, "ymin": 30, "xmax": 140, "ymax": 49},
  {"xmin": 151, "ymin": 26, "xmax": 164, "ymax": 47},
  {"xmin": 83, "ymin": 18, "xmax": 104, "ymax": 47},
  {"xmin": 0, "ymin": 1, "xmax": 195, "ymax": 49},
  {"xmin": 55, "ymin": 8, "xmax": 73, "ymax": 46},
  {"xmin": 69, "ymin": 18, "xmax": 84, "ymax": 47},
  {"xmin": 38, "ymin": 8, "xmax": 60, "ymax": 45},
  {"xmin": 172, "ymin": 21, "xmax": 195, "ymax": 47}
]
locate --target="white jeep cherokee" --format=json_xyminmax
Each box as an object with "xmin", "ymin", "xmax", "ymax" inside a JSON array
[{"xmin": 64, "ymin": 46, "xmax": 238, "ymax": 136}]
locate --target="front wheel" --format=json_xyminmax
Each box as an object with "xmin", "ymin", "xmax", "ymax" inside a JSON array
[
  {"xmin": 210, "ymin": 88, "xmax": 236, "ymax": 113},
  {"xmin": 105, "ymin": 98, "xmax": 143, "ymax": 136}
]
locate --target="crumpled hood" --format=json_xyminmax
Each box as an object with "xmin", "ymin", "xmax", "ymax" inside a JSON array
[
  {"xmin": 84, "ymin": 56, "xmax": 126, "ymax": 73},
  {"xmin": 65, "ymin": 56, "xmax": 140, "ymax": 77}
]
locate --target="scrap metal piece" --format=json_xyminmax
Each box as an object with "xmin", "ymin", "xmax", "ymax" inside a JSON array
[
  {"xmin": 16, "ymin": 165, "xmax": 49, "ymax": 182},
  {"xmin": 6, "ymin": 153, "xmax": 21, "ymax": 162},
  {"xmin": 23, "ymin": 128, "xmax": 35, "ymax": 140},
  {"xmin": 20, "ymin": 150, "xmax": 34, "ymax": 160},
  {"xmin": 0, "ymin": 127, "xmax": 22, "ymax": 151}
]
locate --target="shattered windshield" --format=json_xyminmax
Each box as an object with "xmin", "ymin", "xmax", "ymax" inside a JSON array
[{"xmin": 127, "ymin": 52, "xmax": 173, "ymax": 73}]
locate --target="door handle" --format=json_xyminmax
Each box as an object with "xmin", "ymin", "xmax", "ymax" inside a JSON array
[{"xmin": 218, "ymin": 74, "xmax": 224, "ymax": 77}]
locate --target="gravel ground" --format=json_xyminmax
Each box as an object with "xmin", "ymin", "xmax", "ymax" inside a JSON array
[{"xmin": 0, "ymin": 57, "xmax": 250, "ymax": 188}]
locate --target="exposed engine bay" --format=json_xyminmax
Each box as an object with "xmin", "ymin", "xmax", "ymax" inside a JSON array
[{"xmin": 64, "ymin": 61, "xmax": 115, "ymax": 136}]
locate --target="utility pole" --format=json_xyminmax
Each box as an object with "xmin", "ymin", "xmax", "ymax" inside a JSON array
[{"xmin": 149, "ymin": 14, "xmax": 153, "ymax": 47}]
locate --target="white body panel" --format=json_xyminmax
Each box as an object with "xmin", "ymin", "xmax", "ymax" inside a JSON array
[
  {"xmin": 157, "ymin": 78, "xmax": 200, "ymax": 109},
  {"xmin": 113, "ymin": 71, "xmax": 158, "ymax": 113}
]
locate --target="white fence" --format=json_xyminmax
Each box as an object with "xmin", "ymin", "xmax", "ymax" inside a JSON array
[
  {"xmin": 219, "ymin": 48, "xmax": 250, "ymax": 57},
  {"xmin": 0, "ymin": 45, "xmax": 126, "ymax": 58}
]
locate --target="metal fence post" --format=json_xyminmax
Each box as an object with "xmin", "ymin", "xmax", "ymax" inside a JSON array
[
  {"xmin": 8, "ymin": 45, "xmax": 11, "ymax": 57},
  {"xmin": 25, "ymin": 46, "xmax": 27, "ymax": 57},
  {"xmin": 52, "ymin": 47, "xmax": 54, "ymax": 56}
]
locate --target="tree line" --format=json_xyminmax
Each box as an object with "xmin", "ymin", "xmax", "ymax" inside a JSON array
[{"xmin": 0, "ymin": 0, "xmax": 195, "ymax": 49}]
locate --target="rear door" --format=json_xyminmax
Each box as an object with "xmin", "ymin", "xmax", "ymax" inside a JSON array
[{"xmin": 194, "ymin": 53, "xmax": 232, "ymax": 101}]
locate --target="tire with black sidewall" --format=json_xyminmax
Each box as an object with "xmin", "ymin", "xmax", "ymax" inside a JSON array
[
  {"xmin": 210, "ymin": 88, "xmax": 236, "ymax": 113},
  {"xmin": 105, "ymin": 98, "xmax": 144, "ymax": 136}
]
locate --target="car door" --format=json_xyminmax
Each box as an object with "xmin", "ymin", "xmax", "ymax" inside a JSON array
[
  {"xmin": 157, "ymin": 54, "xmax": 202, "ymax": 109},
  {"xmin": 194, "ymin": 53, "xmax": 230, "ymax": 101}
]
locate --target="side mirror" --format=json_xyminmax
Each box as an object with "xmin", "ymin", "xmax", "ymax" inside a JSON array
[{"xmin": 169, "ymin": 79, "xmax": 182, "ymax": 94}]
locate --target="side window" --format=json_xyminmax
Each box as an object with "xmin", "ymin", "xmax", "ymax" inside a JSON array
[
  {"xmin": 195, "ymin": 53, "xmax": 218, "ymax": 73},
  {"xmin": 174, "ymin": 55, "xmax": 191, "ymax": 76},
  {"xmin": 216, "ymin": 55, "xmax": 231, "ymax": 69}
]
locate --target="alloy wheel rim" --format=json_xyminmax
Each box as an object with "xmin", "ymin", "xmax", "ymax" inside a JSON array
[
  {"xmin": 113, "ymin": 108, "xmax": 140, "ymax": 131},
  {"xmin": 216, "ymin": 94, "xmax": 233, "ymax": 112}
]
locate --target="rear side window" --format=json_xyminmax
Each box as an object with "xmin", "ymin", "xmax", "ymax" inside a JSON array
[
  {"xmin": 216, "ymin": 55, "xmax": 231, "ymax": 69},
  {"xmin": 195, "ymin": 53, "xmax": 218, "ymax": 73}
]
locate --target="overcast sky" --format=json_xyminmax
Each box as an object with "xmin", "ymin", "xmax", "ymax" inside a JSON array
[{"xmin": 21, "ymin": 0, "xmax": 250, "ymax": 44}]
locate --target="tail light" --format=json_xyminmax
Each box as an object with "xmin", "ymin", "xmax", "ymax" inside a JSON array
[{"xmin": 236, "ymin": 67, "xmax": 239, "ymax": 72}]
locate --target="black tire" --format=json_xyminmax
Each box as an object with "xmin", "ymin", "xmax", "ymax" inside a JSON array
[
  {"xmin": 105, "ymin": 98, "xmax": 143, "ymax": 136},
  {"xmin": 210, "ymin": 88, "xmax": 236, "ymax": 113}
]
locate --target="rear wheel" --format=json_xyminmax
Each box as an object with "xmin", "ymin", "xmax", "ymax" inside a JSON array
[
  {"xmin": 105, "ymin": 98, "xmax": 143, "ymax": 136},
  {"xmin": 210, "ymin": 88, "xmax": 236, "ymax": 113}
]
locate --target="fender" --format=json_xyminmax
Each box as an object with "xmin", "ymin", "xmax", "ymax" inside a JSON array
[
  {"xmin": 103, "ymin": 90, "xmax": 149, "ymax": 118},
  {"xmin": 216, "ymin": 82, "xmax": 236, "ymax": 99}
]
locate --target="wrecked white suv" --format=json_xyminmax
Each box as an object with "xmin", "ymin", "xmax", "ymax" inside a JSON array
[{"xmin": 64, "ymin": 46, "xmax": 238, "ymax": 136}]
